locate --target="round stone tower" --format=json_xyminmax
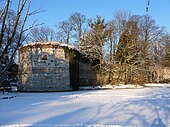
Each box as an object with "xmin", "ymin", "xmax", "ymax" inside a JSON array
[{"xmin": 18, "ymin": 42, "xmax": 79, "ymax": 91}]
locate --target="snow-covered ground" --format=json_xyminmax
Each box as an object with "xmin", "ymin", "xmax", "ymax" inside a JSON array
[{"xmin": 0, "ymin": 87, "xmax": 170, "ymax": 127}]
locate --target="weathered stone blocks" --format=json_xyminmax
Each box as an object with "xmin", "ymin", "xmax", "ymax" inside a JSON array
[{"xmin": 18, "ymin": 42, "xmax": 73, "ymax": 91}]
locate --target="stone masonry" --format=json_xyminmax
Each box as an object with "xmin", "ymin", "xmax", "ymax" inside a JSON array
[{"xmin": 18, "ymin": 42, "xmax": 76, "ymax": 91}]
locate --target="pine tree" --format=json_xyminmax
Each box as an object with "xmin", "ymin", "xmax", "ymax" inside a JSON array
[
  {"xmin": 80, "ymin": 16, "xmax": 108, "ymax": 85},
  {"xmin": 114, "ymin": 19, "xmax": 141, "ymax": 84}
]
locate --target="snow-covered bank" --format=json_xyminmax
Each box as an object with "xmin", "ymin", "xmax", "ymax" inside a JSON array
[
  {"xmin": 144, "ymin": 83, "xmax": 170, "ymax": 87},
  {"xmin": 0, "ymin": 88, "xmax": 170, "ymax": 127},
  {"xmin": 112, "ymin": 83, "xmax": 170, "ymax": 89},
  {"xmin": 80, "ymin": 83, "xmax": 170, "ymax": 90},
  {"xmin": 113, "ymin": 84, "xmax": 144, "ymax": 89}
]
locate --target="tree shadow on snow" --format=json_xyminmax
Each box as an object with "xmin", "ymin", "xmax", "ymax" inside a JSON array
[
  {"xmin": 84, "ymin": 88, "xmax": 170, "ymax": 126},
  {"xmin": 151, "ymin": 118, "xmax": 166, "ymax": 127},
  {"xmin": 8, "ymin": 88, "xmax": 170, "ymax": 127},
  {"xmin": 32, "ymin": 88, "xmax": 170, "ymax": 126}
]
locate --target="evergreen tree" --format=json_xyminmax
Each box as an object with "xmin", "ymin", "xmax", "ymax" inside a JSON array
[
  {"xmin": 114, "ymin": 19, "xmax": 141, "ymax": 84},
  {"xmin": 80, "ymin": 16, "xmax": 108, "ymax": 85}
]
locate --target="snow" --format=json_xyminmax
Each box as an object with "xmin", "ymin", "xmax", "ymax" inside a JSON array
[
  {"xmin": 0, "ymin": 87, "xmax": 170, "ymax": 127},
  {"xmin": 21, "ymin": 41, "xmax": 77, "ymax": 50},
  {"xmin": 114, "ymin": 84, "xmax": 144, "ymax": 89},
  {"xmin": 144, "ymin": 83, "xmax": 170, "ymax": 88}
]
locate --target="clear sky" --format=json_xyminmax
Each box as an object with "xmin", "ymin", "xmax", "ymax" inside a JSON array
[{"xmin": 11, "ymin": 0, "xmax": 170, "ymax": 33}]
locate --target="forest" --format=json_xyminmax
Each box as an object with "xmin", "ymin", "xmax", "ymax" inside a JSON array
[{"xmin": 29, "ymin": 11, "xmax": 170, "ymax": 85}]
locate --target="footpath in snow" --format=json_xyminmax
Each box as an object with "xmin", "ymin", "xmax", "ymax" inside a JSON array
[{"xmin": 0, "ymin": 86, "xmax": 170, "ymax": 127}]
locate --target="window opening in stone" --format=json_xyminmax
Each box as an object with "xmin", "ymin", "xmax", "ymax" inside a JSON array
[{"xmin": 42, "ymin": 55, "xmax": 47, "ymax": 60}]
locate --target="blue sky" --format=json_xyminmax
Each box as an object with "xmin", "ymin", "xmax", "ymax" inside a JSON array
[{"xmin": 10, "ymin": 0, "xmax": 170, "ymax": 33}]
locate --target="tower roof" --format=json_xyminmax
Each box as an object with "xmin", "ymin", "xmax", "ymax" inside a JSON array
[{"xmin": 20, "ymin": 41, "xmax": 78, "ymax": 51}]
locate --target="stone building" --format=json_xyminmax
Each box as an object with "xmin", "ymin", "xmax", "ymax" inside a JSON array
[
  {"xmin": 18, "ymin": 41, "xmax": 170, "ymax": 91},
  {"xmin": 156, "ymin": 67, "xmax": 170, "ymax": 83},
  {"xmin": 18, "ymin": 42, "xmax": 98, "ymax": 92},
  {"xmin": 79, "ymin": 56, "xmax": 99, "ymax": 87},
  {"xmin": 18, "ymin": 42, "xmax": 80, "ymax": 91}
]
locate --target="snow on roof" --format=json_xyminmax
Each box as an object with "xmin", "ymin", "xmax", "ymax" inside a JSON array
[{"xmin": 20, "ymin": 41, "xmax": 78, "ymax": 51}]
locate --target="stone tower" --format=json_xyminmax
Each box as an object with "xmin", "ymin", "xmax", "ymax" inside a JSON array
[{"xmin": 18, "ymin": 42, "xmax": 79, "ymax": 91}]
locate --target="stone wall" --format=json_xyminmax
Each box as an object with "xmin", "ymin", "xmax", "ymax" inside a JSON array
[
  {"xmin": 18, "ymin": 43, "xmax": 72, "ymax": 91},
  {"xmin": 79, "ymin": 58, "xmax": 99, "ymax": 87},
  {"xmin": 162, "ymin": 67, "xmax": 170, "ymax": 79},
  {"xmin": 158, "ymin": 67, "xmax": 170, "ymax": 82}
]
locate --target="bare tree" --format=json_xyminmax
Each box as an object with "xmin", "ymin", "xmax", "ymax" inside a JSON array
[
  {"xmin": 114, "ymin": 18, "xmax": 141, "ymax": 84},
  {"xmin": 0, "ymin": 0, "xmax": 41, "ymax": 85},
  {"xmin": 69, "ymin": 12, "xmax": 86, "ymax": 43},
  {"xmin": 28, "ymin": 26, "xmax": 55, "ymax": 42},
  {"xmin": 138, "ymin": 15, "xmax": 166, "ymax": 82},
  {"xmin": 55, "ymin": 12, "xmax": 86, "ymax": 44},
  {"xmin": 114, "ymin": 10, "xmax": 131, "ymax": 39},
  {"xmin": 103, "ymin": 21, "xmax": 116, "ymax": 84},
  {"xmin": 55, "ymin": 20, "xmax": 72, "ymax": 44}
]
